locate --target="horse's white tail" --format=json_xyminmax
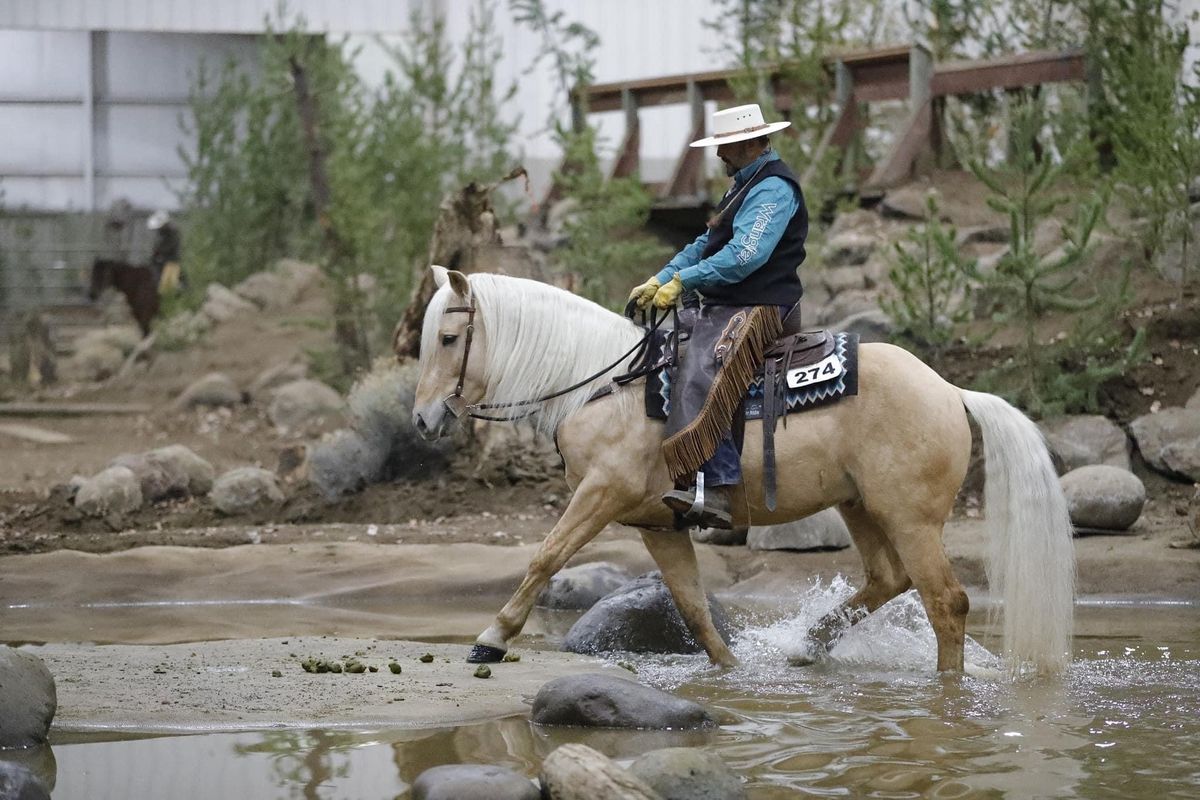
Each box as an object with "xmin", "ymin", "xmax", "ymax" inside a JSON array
[{"xmin": 959, "ymin": 389, "xmax": 1075, "ymax": 674}]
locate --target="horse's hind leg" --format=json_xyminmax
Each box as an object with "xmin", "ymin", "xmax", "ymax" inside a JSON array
[
  {"xmin": 886, "ymin": 519, "xmax": 970, "ymax": 672},
  {"xmin": 793, "ymin": 501, "xmax": 912, "ymax": 664},
  {"xmin": 638, "ymin": 529, "xmax": 737, "ymax": 667}
]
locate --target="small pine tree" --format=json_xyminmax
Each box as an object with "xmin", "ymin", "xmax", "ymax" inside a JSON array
[{"xmin": 881, "ymin": 192, "xmax": 974, "ymax": 351}]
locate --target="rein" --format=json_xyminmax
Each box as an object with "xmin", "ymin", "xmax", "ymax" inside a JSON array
[{"xmin": 440, "ymin": 299, "xmax": 674, "ymax": 423}]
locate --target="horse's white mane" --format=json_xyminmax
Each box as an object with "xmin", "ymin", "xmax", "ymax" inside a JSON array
[{"xmin": 421, "ymin": 272, "xmax": 645, "ymax": 434}]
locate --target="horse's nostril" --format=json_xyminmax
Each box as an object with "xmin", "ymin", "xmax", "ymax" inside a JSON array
[{"xmin": 414, "ymin": 414, "xmax": 428, "ymax": 434}]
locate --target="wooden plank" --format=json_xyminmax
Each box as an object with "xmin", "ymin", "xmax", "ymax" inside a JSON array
[
  {"xmin": 609, "ymin": 88, "xmax": 641, "ymax": 180},
  {"xmin": 0, "ymin": 402, "xmax": 151, "ymax": 417},
  {"xmin": 662, "ymin": 81, "xmax": 707, "ymax": 198},
  {"xmin": 0, "ymin": 423, "xmax": 77, "ymax": 444},
  {"xmin": 932, "ymin": 49, "xmax": 1086, "ymax": 96}
]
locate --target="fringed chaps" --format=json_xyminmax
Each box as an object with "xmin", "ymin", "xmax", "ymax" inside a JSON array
[{"xmin": 662, "ymin": 304, "xmax": 783, "ymax": 482}]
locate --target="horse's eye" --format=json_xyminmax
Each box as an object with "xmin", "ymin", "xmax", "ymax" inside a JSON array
[{"xmin": 441, "ymin": 334, "xmax": 458, "ymax": 346}]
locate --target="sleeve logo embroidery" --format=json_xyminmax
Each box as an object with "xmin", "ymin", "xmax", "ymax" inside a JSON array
[{"xmin": 735, "ymin": 202, "xmax": 777, "ymax": 265}]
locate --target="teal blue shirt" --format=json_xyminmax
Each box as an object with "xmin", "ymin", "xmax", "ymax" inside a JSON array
[{"xmin": 655, "ymin": 149, "xmax": 800, "ymax": 290}]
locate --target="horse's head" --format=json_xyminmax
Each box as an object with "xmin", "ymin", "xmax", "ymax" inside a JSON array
[
  {"xmin": 88, "ymin": 259, "xmax": 112, "ymax": 301},
  {"xmin": 408, "ymin": 265, "xmax": 488, "ymax": 441}
]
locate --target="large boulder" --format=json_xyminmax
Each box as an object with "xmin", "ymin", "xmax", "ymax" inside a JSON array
[
  {"xmin": 200, "ymin": 283, "xmax": 256, "ymax": 323},
  {"xmin": 629, "ymin": 748, "xmax": 745, "ymax": 800},
  {"xmin": 562, "ymin": 572, "xmax": 736, "ymax": 656},
  {"xmin": 268, "ymin": 379, "xmax": 345, "ymax": 434},
  {"xmin": 1038, "ymin": 415, "xmax": 1131, "ymax": 473},
  {"xmin": 821, "ymin": 265, "xmax": 868, "ymax": 296},
  {"xmin": 537, "ymin": 562, "xmax": 633, "ymax": 610},
  {"xmin": 176, "ymin": 372, "xmax": 242, "ymax": 409},
  {"xmin": 822, "ymin": 231, "xmax": 876, "ymax": 267},
  {"xmin": 411, "ymin": 765, "xmax": 539, "ymax": 800},
  {"xmin": 747, "ymin": 508, "xmax": 852, "ymax": 551},
  {"xmin": 0, "ymin": 648, "xmax": 56, "ymax": 748},
  {"xmin": 1060, "ymin": 465, "xmax": 1146, "ymax": 532},
  {"xmin": 833, "ymin": 308, "xmax": 892, "ymax": 343},
  {"xmin": 0, "ymin": 762, "xmax": 50, "ymax": 800},
  {"xmin": 532, "ymin": 673, "xmax": 715, "ymax": 730},
  {"xmin": 210, "ymin": 467, "xmax": 285, "ymax": 515},
  {"xmin": 274, "ymin": 259, "xmax": 323, "ymax": 298},
  {"xmin": 147, "ymin": 445, "xmax": 215, "ymax": 495},
  {"xmin": 74, "ymin": 466, "xmax": 143, "ymax": 516},
  {"xmin": 109, "ymin": 452, "xmax": 189, "ymax": 502},
  {"xmin": 1130, "ymin": 408, "xmax": 1200, "ymax": 481},
  {"xmin": 233, "ymin": 271, "xmax": 298, "ymax": 310}
]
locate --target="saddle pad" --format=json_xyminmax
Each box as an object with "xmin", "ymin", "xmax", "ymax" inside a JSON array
[{"xmin": 646, "ymin": 331, "xmax": 859, "ymax": 421}]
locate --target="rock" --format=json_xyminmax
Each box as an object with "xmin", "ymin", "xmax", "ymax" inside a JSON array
[
  {"xmin": 821, "ymin": 265, "xmax": 867, "ymax": 295},
  {"xmin": 822, "ymin": 231, "xmax": 876, "ymax": 267},
  {"xmin": 147, "ymin": 445, "xmax": 215, "ymax": 495},
  {"xmin": 274, "ymin": 258, "xmax": 323, "ymax": 297},
  {"xmin": 0, "ymin": 761, "xmax": 50, "ymax": 800},
  {"xmin": 747, "ymin": 507, "xmax": 852, "ymax": 551},
  {"xmin": 76, "ymin": 326, "xmax": 140, "ymax": 356},
  {"xmin": 833, "ymin": 308, "xmax": 892, "ymax": 343},
  {"xmin": 200, "ymin": 283, "xmax": 256, "ymax": 323},
  {"xmin": 532, "ymin": 673, "xmax": 715, "ymax": 730},
  {"xmin": 823, "ymin": 289, "xmax": 880, "ymax": 325},
  {"xmin": 109, "ymin": 452, "xmax": 188, "ymax": 502},
  {"xmin": 540, "ymin": 744, "xmax": 663, "ymax": 800},
  {"xmin": 537, "ymin": 562, "xmax": 633, "ymax": 610},
  {"xmin": 1039, "ymin": 415, "xmax": 1131, "ymax": 473},
  {"xmin": 156, "ymin": 310, "xmax": 211, "ymax": 347},
  {"xmin": 1060, "ymin": 465, "xmax": 1146, "ymax": 531},
  {"xmin": 826, "ymin": 208, "xmax": 880, "ymax": 238},
  {"xmin": 177, "ymin": 372, "xmax": 242, "ymax": 409},
  {"xmin": 879, "ymin": 185, "xmax": 932, "ymax": 220},
  {"xmin": 248, "ymin": 361, "xmax": 308, "ymax": 397},
  {"xmin": 562, "ymin": 572, "xmax": 735, "ymax": 656},
  {"xmin": 1130, "ymin": 408, "xmax": 1200, "ymax": 481},
  {"xmin": 234, "ymin": 271, "xmax": 297, "ymax": 310},
  {"xmin": 74, "ymin": 466, "xmax": 143, "ymax": 516},
  {"xmin": 629, "ymin": 748, "xmax": 745, "ymax": 800},
  {"xmin": 210, "ymin": 467, "xmax": 285, "ymax": 515},
  {"xmin": 411, "ymin": 765, "xmax": 539, "ymax": 800},
  {"xmin": 1187, "ymin": 387, "xmax": 1200, "ymax": 410},
  {"xmin": 956, "ymin": 224, "xmax": 1010, "ymax": 246},
  {"xmin": 1189, "ymin": 486, "xmax": 1200, "ymax": 539},
  {"xmin": 71, "ymin": 341, "xmax": 125, "ymax": 381},
  {"xmin": 692, "ymin": 527, "xmax": 748, "ymax": 546},
  {"xmin": 268, "ymin": 379, "xmax": 345, "ymax": 434},
  {"xmin": 0, "ymin": 647, "xmax": 56, "ymax": 748}
]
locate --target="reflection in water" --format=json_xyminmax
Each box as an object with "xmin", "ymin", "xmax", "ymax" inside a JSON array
[{"xmin": 45, "ymin": 594, "xmax": 1199, "ymax": 800}]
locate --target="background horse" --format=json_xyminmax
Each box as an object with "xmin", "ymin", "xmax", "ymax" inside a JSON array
[
  {"xmin": 409, "ymin": 266, "xmax": 1075, "ymax": 674},
  {"xmin": 89, "ymin": 258, "xmax": 160, "ymax": 337}
]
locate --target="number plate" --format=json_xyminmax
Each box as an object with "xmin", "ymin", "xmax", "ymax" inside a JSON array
[{"xmin": 785, "ymin": 353, "xmax": 844, "ymax": 389}]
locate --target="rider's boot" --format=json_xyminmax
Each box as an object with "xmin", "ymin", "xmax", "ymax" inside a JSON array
[{"xmin": 662, "ymin": 482, "xmax": 733, "ymax": 529}]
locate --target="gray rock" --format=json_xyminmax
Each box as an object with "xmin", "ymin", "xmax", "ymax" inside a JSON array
[
  {"xmin": 1039, "ymin": 415, "xmax": 1131, "ymax": 473},
  {"xmin": 74, "ymin": 466, "xmax": 143, "ymax": 516},
  {"xmin": 824, "ymin": 290, "xmax": 880, "ymax": 325},
  {"xmin": 147, "ymin": 445, "xmax": 215, "ymax": 495},
  {"xmin": 0, "ymin": 762, "xmax": 50, "ymax": 800},
  {"xmin": 562, "ymin": 572, "xmax": 735, "ymax": 656},
  {"xmin": 692, "ymin": 527, "xmax": 748, "ymax": 546},
  {"xmin": 1187, "ymin": 386, "xmax": 1200, "ymax": 410},
  {"xmin": 537, "ymin": 562, "xmax": 633, "ymax": 610},
  {"xmin": 200, "ymin": 283, "xmax": 256, "ymax": 323},
  {"xmin": 1060, "ymin": 465, "xmax": 1146, "ymax": 532},
  {"xmin": 268, "ymin": 379, "xmax": 345, "ymax": 434},
  {"xmin": 821, "ymin": 265, "xmax": 867, "ymax": 295},
  {"xmin": 234, "ymin": 271, "xmax": 298, "ymax": 310},
  {"xmin": 274, "ymin": 259, "xmax": 323, "ymax": 298},
  {"xmin": 177, "ymin": 372, "xmax": 242, "ymax": 409},
  {"xmin": 1130, "ymin": 408, "xmax": 1200, "ymax": 481},
  {"xmin": 956, "ymin": 224, "xmax": 1010, "ymax": 246},
  {"xmin": 834, "ymin": 308, "xmax": 892, "ymax": 343},
  {"xmin": 248, "ymin": 361, "xmax": 308, "ymax": 397},
  {"xmin": 0, "ymin": 648, "xmax": 56, "ymax": 748},
  {"xmin": 822, "ymin": 231, "xmax": 876, "ymax": 267},
  {"xmin": 410, "ymin": 765, "xmax": 539, "ymax": 800},
  {"xmin": 879, "ymin": 186, "xmax": 931, "ymax": 220},
  {"xmin": 71, "ymin": 341, "xmax": 124, "ymax": 382},
  {"xmin": 630, "ymin": 748, "xmax": 745, "ymax": 800},
  {"xmin": 532, "ymin": 673, "xmax": 715, "ymax": 729},
  {"xmin": 210, "ymin": 467, "xmax": 285, "ymax": 515},
  {"xmin": 109, "ymin": 452, "xmax": 189, "ymax": 502},
  {"xmin": 748, "ymin": 508, "xmax": 851, "ymax": 551},
  {"xmin": 826, "ymin": 208, "xmax": 880, "ymax": 238}
]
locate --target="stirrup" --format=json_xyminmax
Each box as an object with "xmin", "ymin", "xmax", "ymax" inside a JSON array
[{"xmin": 662, "ymin": 473, "xmax": 733, "ymax": 530}]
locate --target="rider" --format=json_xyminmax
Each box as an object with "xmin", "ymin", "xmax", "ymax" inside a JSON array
[
  {"xmin": 628, "ymin": 103, "xmax": 809, "ymax": 529},
  {"xmin": 147, "ymin": 210, "xmax": 184, "ymax": 294}
]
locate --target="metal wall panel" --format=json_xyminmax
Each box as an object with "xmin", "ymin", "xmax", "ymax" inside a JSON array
[{"xmin": 0, "ymin": 30, "xmax": 87, "ymax": 97}]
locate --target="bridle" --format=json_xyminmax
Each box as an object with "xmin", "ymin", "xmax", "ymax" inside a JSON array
[{"xmin": 438, "ymin": 298, "xmax": 674, "ymax": 423}]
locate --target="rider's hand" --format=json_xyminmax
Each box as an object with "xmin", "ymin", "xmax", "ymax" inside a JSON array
[
  {"xmin": 629, "ymin": 276, "xmax": 661, "ymax": 309},
  {"xmin": 652, "ymin": 274, "xmax": 684, "ymax": 309}
]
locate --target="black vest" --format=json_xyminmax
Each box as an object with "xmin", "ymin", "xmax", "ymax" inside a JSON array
[{"xmin": 699, "ymin": 158, "xmax": 807, "ymax": 306}]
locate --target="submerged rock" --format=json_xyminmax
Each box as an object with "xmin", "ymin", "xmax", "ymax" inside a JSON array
[
  {"xmin": 74, "ymin": 465, "xmax": 143, "ymax": 516},
  {"xmin": 411, "ymin": 765, "xmax": 539, "ymax": 800},
  {"xmin": 210, "ymin": 467, "xmax": 285, "ymax": 515},
  {"xmin": 747, "ymin": 507, "xmax": 851, "ymax": 551},
  {"xmin": 537, "ymin": 562, "xmax": 633, "ymax": 610},
  {"xmin": 0, "ymin": 647, "xmax": 56, "ymax": 748},
  {"xmin": 630, "ymin": 748, "xmax": 746, "ymax": 800},
  {"xmin": 532, "ymin": 673, "xmax": 715, "ymax": 730},
  {"xmin": 0, "ymin": 761, "xmax": 51, "ymax": 800},
  {"xmin": 562, "ymin": 572, "xmax": 735, "ymax": 656},
  {"xmin": 1060, "ymin": 465, "xmax": 1146, "ymax": 532}
]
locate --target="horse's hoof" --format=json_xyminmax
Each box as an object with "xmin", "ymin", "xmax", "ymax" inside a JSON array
[
  {"xmin": 466, "ymin": 644, "xmax": 506, "ymax": 663},
  {"xmin": 786, "ymin": 640, "xmax": 823, "ymax": 667}
]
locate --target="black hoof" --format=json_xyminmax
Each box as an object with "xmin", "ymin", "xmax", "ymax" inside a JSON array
[{"xmin": 466, "ymin": 644, "xmax": 506, "ymax": 663}]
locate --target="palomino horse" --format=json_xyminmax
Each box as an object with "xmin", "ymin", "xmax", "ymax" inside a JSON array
[
  {"xmin": 89, "ymin": 259, "xmax": 160, "ymax": 337},
  {"xmin": 409, "ymin": 266, "xmax": 1075, "ymax": 674}
]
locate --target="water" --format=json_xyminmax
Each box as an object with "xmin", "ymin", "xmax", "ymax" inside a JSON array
[{"xmin": 24, "ymin": 582, "xmax": 1200, "ymax": 799}]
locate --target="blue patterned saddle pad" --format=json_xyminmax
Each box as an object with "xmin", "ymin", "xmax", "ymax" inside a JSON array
[{"xmin": 645, "ymin": 331, "xmax": 859, "ymax": 420}]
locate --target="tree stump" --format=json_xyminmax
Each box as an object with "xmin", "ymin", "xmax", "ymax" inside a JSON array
[{"xmin": 539, "ymin": 744, "xmax": 663, "ymax": 800}]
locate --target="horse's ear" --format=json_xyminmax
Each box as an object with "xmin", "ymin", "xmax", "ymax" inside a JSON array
[
  {"xmin": 431, "ymin": 264, "xmax": 448, "ymax": 288},
  {"xmin": 447, "ymin": 270, "xmax": 470, "ymax": 299}
]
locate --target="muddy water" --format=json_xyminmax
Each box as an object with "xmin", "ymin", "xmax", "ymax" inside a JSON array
[{"xmin": 35, "ymin": 585, "xmax": 1199, "ymax": 800}]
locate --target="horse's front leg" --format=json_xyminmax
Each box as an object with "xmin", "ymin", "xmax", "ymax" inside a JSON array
[{"xmin": 468, "ymin": 474, "xmax": 628, "ymax": 662}]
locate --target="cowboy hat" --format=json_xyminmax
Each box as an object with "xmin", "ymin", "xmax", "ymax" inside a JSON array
[
  {"xmin": 147, "ymin": 210, "xmax": 170, "ymax": 230},
  {"xmin": 690, "ymin": 103, "xmax": 791, "ymax": 148}
]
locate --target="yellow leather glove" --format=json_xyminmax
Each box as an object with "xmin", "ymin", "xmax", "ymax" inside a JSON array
[
  {"xmin": 652, "ymin": 274, "xmax": 684, "ymax": 309},
  {"xmin": 629, "ymin": 276, "xmax": 661, "ymax": 309}
]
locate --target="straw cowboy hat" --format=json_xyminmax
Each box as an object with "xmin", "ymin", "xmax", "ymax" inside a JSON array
[{"xmin": 690, "ymin": 103, "xmax": 791, "ymax": 148}]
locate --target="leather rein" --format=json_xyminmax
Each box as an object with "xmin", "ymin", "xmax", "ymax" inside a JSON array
[{"xmin": 439, "ymin": 300, "xmax": 674, "ymax": 423}]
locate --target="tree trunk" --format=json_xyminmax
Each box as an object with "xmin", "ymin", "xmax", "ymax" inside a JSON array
[
  {"xmin": 10, "ymin": 312, "xmax": 56, "ymax": 387},
  {"xmin": 539, "ymin": 744, "xmax": 663, "ymax": 800}
]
